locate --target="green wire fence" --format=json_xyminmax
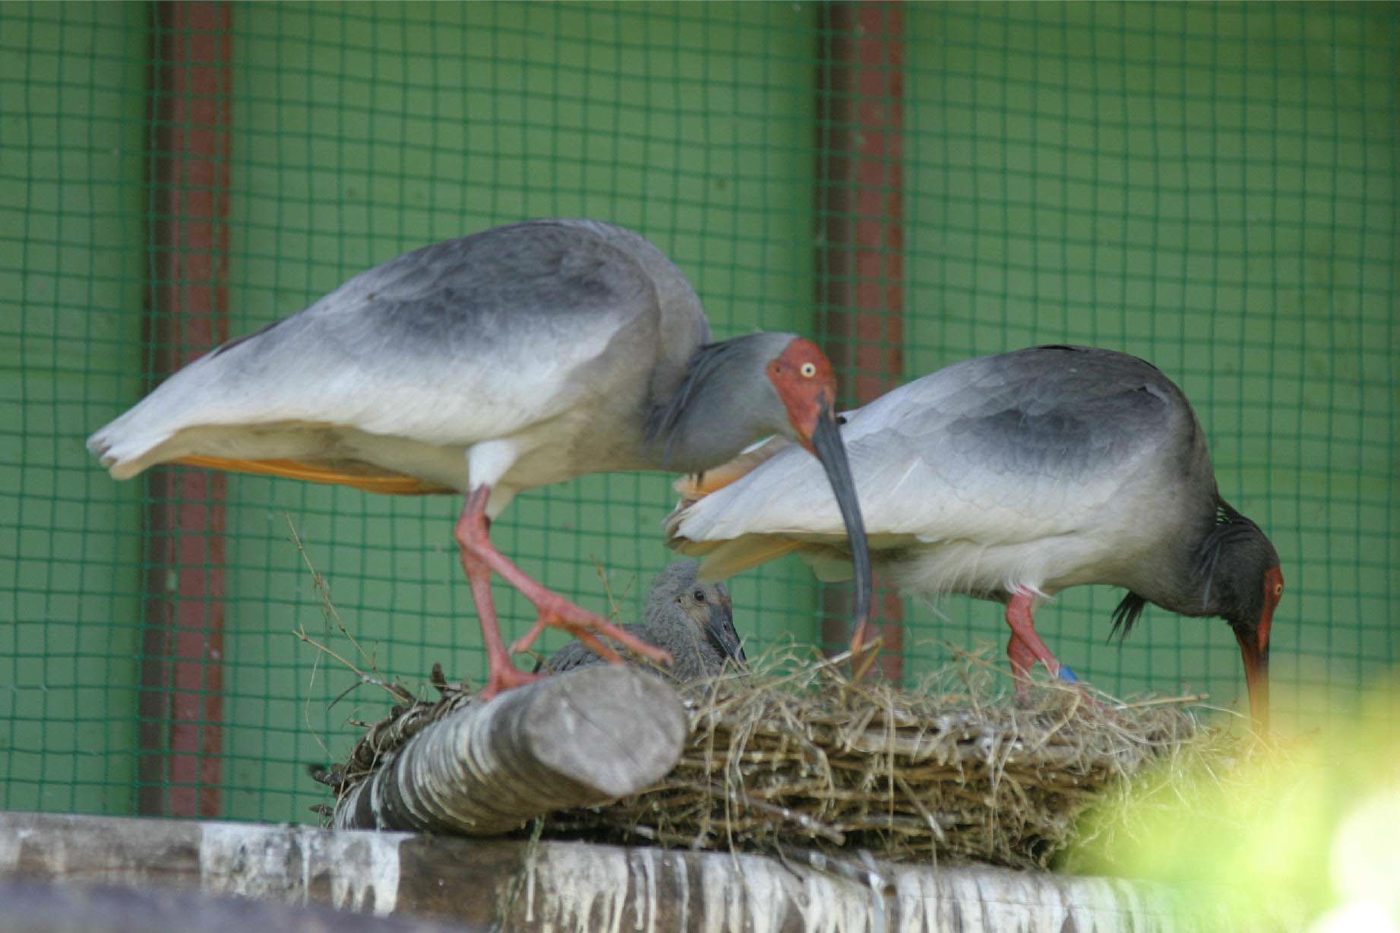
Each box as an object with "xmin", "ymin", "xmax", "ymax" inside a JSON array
[{"xmin": 1, "ymin": 1, "xmax": 1395, "ymax": 824}]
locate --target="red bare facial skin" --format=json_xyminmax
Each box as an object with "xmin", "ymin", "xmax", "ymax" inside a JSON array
[
  {"xmin": 1259, "ymin": 564, "xmax": 1283, "ymax": 653},
  {"xmin": 765, "ymin": 337, "xmax": 838, "ymax": 448}
]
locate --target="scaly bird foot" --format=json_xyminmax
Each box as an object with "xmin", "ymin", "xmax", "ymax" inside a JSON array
[{"xmin": 479, "ymin": 660, "xmax": 544, "ymax": 702}]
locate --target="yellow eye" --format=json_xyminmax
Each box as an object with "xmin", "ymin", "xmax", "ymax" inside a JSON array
[
  {"xmin": 1274, "ymin": 583, "xmax": 1283, "ymax": 597},
  {"xmin": 800, "ymin": 362, "xmax": 817, "ymax": 378}
]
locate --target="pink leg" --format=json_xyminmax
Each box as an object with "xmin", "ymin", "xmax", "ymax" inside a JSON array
[
  {"xmin": 1003, "ymin": 588, "xmax": 1065, "ymax": 677},
  {"xmin": 1006, "ymin": 631, "xmax": 1039, "ymax": 699},
  {"xmin": 454, "ymin": 486, "xmax": 671, "ymax": 699},
  {"xmin": 458, "ymin": 528, "xmax": 539, "ymax": 698}
]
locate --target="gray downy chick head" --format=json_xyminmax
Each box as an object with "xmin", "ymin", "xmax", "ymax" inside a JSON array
[
  {"xmin": 645, "ymin": 560, "xmax": 745, "ymax": 673},
  {"xmin": 537, "ymin": 561, "xmax": 746, "ymax": 681}
]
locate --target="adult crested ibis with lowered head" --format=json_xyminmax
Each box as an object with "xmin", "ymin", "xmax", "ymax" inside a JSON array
[
  {"xmin": 88, "ymin": 219, "xmax": 871, "ymax": 699},
  {"xmin": 667, "ymin": 345, "xmax": 1282, "ymax": 729}
]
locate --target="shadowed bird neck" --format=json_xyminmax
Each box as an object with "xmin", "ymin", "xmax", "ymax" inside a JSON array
[
  {"xmin": 1112, "ymin": 498, "xmax": 1281, "ymax": 636},
  {"xmin": 644, "ymin": 332, "xmax": 795, "ymax": 474}
]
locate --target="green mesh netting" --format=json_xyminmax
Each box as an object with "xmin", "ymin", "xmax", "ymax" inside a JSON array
[{"xmin": 1, "ymin": 1, "xmax": 1395, "ymax": 822}]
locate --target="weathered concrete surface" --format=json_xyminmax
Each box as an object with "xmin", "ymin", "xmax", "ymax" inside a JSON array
[
  {"xmin": 0, "ymin": 812, "xmax": 1213, "ymax": 931},
  {"xmin": 0, "ymin": 878, "xmax": 476, "ymax": 933}
]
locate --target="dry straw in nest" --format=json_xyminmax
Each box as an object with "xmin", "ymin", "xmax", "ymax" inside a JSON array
[
  {"xmin": 326, "ymin": 646, "xmax": 1223, "ymax": 869},
  {"xmin": 550, "ymin": 647, "xmax": 1216, "ymax": 868}
]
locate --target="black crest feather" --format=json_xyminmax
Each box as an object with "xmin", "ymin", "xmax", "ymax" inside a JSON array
[
  {"xmin": 1196, "ymin": 499, "xmax": 1261, "ymax": 609},
  {"xmin": 1109, "ymin": 592, "xmax": 1148, "ymax": 642}
]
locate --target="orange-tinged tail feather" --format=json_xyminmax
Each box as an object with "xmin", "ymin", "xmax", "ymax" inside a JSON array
[{"xmin": 174, "ymin": 456, "xmax": 453, "ymax": 496}]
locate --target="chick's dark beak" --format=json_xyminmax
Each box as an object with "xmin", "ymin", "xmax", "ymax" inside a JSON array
[
  {"xmin": 809, "ymin": 405, "xmax": 872, "ymax": 648},
  {"xmin": 706, "ymin": 597, "xmax": 746, "ymax": 666}
]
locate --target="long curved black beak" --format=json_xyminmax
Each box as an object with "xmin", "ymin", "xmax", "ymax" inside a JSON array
[
  {"xmin": 809, "ymin": 406, "xmax": 872, "ymax": 648},
  {"xmin": 706, "ymin": 597, "xmax": 746, "ymax": 666}
]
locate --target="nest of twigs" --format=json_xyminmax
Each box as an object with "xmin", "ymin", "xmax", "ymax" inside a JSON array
[
  {"xmin": 554, "ymin": 649, "xmax": 1211, "ymax": 867},
  {"xmin": 323, "ymin": 646, "xmax": 1219, "ymax": 869}
]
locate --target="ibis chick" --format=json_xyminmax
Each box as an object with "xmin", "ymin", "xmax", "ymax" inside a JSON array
[
  {"xmin": 87, "ymin": 220, "xmax": 870, "ymax": 699},
  {"xmin": 667, "ymin": 345, "xmax": 1282, "ymax": 728},
  {"xmin": 538, "ymin": 561, "xmax": 744, "ymax": 681}
]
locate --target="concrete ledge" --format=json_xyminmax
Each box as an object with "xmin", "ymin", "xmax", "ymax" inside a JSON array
[{"xmin": 0, "ymin": 811, "xmax": 1210, "ymax": 931}]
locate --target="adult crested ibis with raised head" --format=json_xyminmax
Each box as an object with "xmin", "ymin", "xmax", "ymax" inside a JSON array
[
  {"xmin": 666, "ymin": 345, "xmax": 1282, "ymax": 728},
  {"xmin": 88, "ymin": 219, "xmax": 871, "ymax": 699}
]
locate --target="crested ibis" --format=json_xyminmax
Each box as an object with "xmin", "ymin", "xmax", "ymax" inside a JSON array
[
  {"xmin": 537, "ymin": 561, "xmax": 745, "ymax": 680},
  {"xmin": 666, "ymin": 345, "xmax": 1282, "ymax": 728},
  {"xmin": 88, "ymin": 219, "xmax": 870, "ymax": 699}
]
